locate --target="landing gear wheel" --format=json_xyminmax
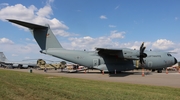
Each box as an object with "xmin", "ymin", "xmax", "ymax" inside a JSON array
[
  {"xmin": 152, "ymin": 69, "xmax": 155, "ymax": 72},
  {"xmin": 157, "ymin": 70, "xmax": 162, "ymax": 73}
]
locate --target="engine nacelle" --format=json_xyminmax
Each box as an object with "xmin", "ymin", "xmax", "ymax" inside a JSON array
[
  {"xmin": 12, "ymin": 64, "xmax": 28, "ymax": 68},
  {"xmin": 22, "ymin": 65, "xmax": 28, "ymax": 68},
  {"xmin": 13, "ymin": 64, "xmax": 19, "ymax": 67},
  {"xmin": 118, "ymin": 49, "xmax": 139, "ymax": 60},
  {"xmin": 19, "ymin": 64, "xmax": 28, "ymax": 69}
]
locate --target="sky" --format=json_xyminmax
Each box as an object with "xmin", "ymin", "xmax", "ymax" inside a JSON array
[{"xmin": 0, "ymin": 0, "xmax": 180, "ymax": 62}]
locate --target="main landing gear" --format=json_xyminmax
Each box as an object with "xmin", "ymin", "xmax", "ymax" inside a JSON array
[
  {"xmin": 157, "ymin": 70, "xmax": 162, "ymax": 73},
  {"xmin": 152, "ymin": 69, "xmax": 162, "ymax": 73}
]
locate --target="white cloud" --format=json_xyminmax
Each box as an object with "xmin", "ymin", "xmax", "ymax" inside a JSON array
[
  {"xmin": 50, "ymin": 18, "xmax": 69, "ymax": 29},
  {"xmin": 68, "ymin": 37, "xmax": 176, "ymax": 53},
  {"xmin": 10, "ymin": 43, "xmax": 38, "ymax": 54},
  {"xmin": 118, "ymin": 40, "xmax": 175, "ymax": 52},
  {"xmin": 109, "ymin": 30, "xmax": 125, "ymax": 39},
  {"xmin": 152, "ymin": 39, "xmax": 174, "ymax": 50},
  {"xmin": 100, "ymin": 15, "xmax": 107, "ymax": 19},
  {"xmin": 36, "ymin": 4, "xmax": 52, "ymax": 18},
  {"xmin": 0, "ymin": 40, "xmax": 42, "ymax": 60},
  {"xmin": 53, "ymin": 29, "xmax": 70, "ymax": 37},
  {"xmin": 0, "ymin": 4, "xmax": 37, "ymax": 20},
  {"xmin": 67, "ymin": 31, "xmax": 126, "ymax": 50},
  {"xmin": 0, "ymin": 38, "xmax": 14, "ymax": 44},
  {"xmin": 67, "ymin": 36, "xmax": 147, "ymax": 51},
  {"xmin": 69, "ymin": 36, "xmax": 114, "ymax": 50},
  {"xmin": 124, "ymin": 41, "xmax": 143, "ymax": 50},
  {"xmin": 109, "ymin": 25, "xmax": 116, "ymax": 28},
  {"xmin": 120, "ymin": 41, "xmax": 151, "ymax": 51},
  {"xmin": 0, "ymin": 0, "xmax": 70, "ymax": 37}
]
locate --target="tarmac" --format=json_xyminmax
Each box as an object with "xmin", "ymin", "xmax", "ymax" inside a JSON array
[{"xmin": 1, "ymin": 68, "xmax": 180, "ymax": 88}]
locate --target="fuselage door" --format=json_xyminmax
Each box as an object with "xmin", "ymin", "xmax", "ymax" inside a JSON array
[
  {"xmin": 136, "ymin": 60, "xmax": 139, "ymax": 68},
  {"xmin": 93, "ymin": 59, "xmax": 99, "ymax": 67},
  {"xmin": 148, "ymin": 61, "xmax": 152, "ymax": 68}
]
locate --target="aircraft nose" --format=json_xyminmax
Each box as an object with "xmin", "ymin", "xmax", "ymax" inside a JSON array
[{"xmin": 174, "ymin": 57, "xmax": 178, "ymax": 64}]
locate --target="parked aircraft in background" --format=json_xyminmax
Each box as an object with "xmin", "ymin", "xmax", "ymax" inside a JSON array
[
  {"xmin": 36, "ymin": 59, "xmax": 66, "ymax": 70},
  {"xmin": 7, "ymin": 19, "xmax": 177, "ymax": 73},
  {"xmin": 0, "ymin": 52, "xmax": 37, "ymax": 69}
]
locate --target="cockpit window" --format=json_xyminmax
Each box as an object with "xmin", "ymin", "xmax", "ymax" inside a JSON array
[{"xmin": 167, "ymin": 53, "xmax": 172, "ymax": 56}]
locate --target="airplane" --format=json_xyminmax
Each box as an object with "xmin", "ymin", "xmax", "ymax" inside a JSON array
[
  {"xmin": 0, "ymin": 52, "xmax": 37, "ymax": 69},
  {"xmin": 7, "ymin": 19, "xmax": 178, "ymax": 74},
  {"xmin": 36, "ymin": 59, "xmax": 66, "ymax": 70}
]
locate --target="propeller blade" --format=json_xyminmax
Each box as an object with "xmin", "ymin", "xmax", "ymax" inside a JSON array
[
  {"xmin": 140, "ymin": 42, "xmax": 144, "ymax": 51},
  {"xmin": 142, "ymin": 47, "xmax": 146, "ymax": 53},
  {"xmin": 139, "ymin": 42, "xmax": 147, "ymax": 64},
  {"xmin": 139, "ymin": 57, "xmax": 145, "ymax": 64}
]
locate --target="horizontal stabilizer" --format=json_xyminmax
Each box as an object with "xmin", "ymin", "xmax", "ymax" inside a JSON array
[
  {"xmin": 7, "ymin": 19, "xmax": 47, "ymax": 29},
  {"xmin": 7, "ymin": 19, "xmax": 63, "ymax": 50}
]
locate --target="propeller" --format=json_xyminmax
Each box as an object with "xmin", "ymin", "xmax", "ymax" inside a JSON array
[
  {"xmin": 138, "ymin": 42, "xmax": 147, "ymax": 77},
  {"xmin": 139, "ymin": 42, "xmax": 147, "ymax": 64}
]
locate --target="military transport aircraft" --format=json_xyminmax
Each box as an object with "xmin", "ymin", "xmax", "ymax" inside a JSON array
[
  {"xmin": 7, "ymin": 19, "xmax": 177, "ymax": 73},
  {"xmin": 0, "ymin": 52, "xmax": 37, "ymax": 68}
]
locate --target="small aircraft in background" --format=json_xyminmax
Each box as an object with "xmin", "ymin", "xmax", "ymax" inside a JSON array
[
  {"xmin": 7, "ymin": 19, "xmax": 177, "ymax": 74},
  {"xmin": 36, "ymin": 59, "xmax": 66, "ymax": 70},
  {"xmin": 0, "ymin": 52, "xmax": 37, "ymax": 69}
]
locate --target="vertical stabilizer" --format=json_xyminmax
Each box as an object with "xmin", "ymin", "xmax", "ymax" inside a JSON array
[
  {"xmin": 0, "ymin": 52, "xmax": 8, "ymax": 62},
  {"xmin": 7, "ymin": 19, "xmax": 62, "ymax": 50}
]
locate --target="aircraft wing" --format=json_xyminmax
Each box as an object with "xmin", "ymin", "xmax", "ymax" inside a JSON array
[
  {"xmin": 2, "ymin": 61, "xmax": 37, "ymax": 68},
  {"xmin": 96, "ymin": 47, "xmax": 139, "ymax": 60},
  {"xmin": 96, "ymin": 47, "xmax": 123, "ymax": 56}
]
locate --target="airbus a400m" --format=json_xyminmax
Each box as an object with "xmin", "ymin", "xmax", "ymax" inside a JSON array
[{"xmin": 7, "ymin": 19, "xmax": 177, "ymax": 73}]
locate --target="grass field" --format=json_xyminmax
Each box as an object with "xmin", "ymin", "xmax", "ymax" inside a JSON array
[{"xmin": 0, "ymin": 69, "xmax": 180, "ymax": 100}]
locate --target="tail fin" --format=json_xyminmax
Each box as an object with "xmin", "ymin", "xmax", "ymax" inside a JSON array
[
  {"xmin": 7, "ymin": 19, "xmax": 62, "ymax": 50},
  {"xmin": 0, "ymin": 52, "xmax": 8, "ymax": 62}
]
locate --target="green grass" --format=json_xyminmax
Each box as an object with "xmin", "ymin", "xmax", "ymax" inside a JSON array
[{"xmin": 0, "ymin": 69, "xmax": 180, "ymax": 100}]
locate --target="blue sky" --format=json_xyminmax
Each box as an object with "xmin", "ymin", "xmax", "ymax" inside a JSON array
[{"xmin": 0, "ymin": 0, "xmax": 180, "ymax": 61}]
